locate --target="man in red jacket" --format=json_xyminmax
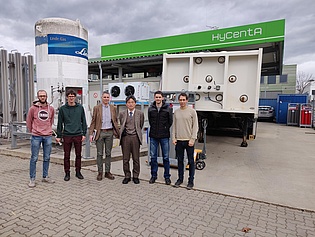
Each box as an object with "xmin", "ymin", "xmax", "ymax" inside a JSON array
[{"xmin": 26, "ymin": 90, "xmax": 55, "ymax": 188}]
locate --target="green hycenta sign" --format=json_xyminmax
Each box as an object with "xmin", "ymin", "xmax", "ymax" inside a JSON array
[{"xmin": 101, "ymin": 19, "xmax": 285, "ymax": 60}]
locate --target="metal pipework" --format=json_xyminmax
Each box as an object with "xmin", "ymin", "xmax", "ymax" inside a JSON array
[
  {"xmin": 1, "ymin": 49, "xmax": 10, "ymax": 124},
  {"xmin": 27, "ymin": 55, "xmax": 35, "ymax": 106},
  {"xmin": 8, "ymin": 53, "xmax": 17, "ymax": 122},
  {"xmin": 14, "ymin": 52, "xmax": 25, "ymax": 122}
]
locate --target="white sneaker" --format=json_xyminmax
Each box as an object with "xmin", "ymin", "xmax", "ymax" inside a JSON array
[
  {"xmin": 42, "ymin": 176, "xmax": 55, "ymax": 183},
  {"xmin": 28, "ymin": 180, "xmax": 36, "ymax": 188}
]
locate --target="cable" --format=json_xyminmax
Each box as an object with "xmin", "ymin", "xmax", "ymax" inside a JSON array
[{"xmin": 203, "ymin": 92, "xmax": 223, "ymax": 108}]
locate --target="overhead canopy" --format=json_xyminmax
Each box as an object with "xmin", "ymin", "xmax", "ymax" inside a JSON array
[{"xmin": 89, "ymin": 19, "xmax": 285, "ymax": 77}]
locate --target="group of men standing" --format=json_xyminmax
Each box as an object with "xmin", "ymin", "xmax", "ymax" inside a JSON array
[{"xmin": 26, "ymin": 89, "xmax": 198, "ymax": 190}]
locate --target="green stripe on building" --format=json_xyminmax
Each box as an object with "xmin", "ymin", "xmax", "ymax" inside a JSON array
[{"xmin": 101, "ymin": 19, "xmax": 285, "ymax": 60}]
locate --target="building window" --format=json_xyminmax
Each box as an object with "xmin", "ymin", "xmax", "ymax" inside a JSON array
[
  {"xmin": 280, "ymin": 74, "xmax": 288, "ymax": 83},
  {"xmin": 260, "ymin": 76, "xmax": 265, "ymax": 84},
  {"xmin": 267, "ymin": 75, "xmax": 276, "ymax": 84}
]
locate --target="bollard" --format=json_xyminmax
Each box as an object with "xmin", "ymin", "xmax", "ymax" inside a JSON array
[
  {"xmin": 10, "ymin": 123, "xmax": 18, "ymax": 149},
  {"xmin": 83, "ymin": 128, "xmax": 94, "ymax": 159}
]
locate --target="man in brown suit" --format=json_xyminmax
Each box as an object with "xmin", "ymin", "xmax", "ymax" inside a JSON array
[
  {"xmin": 89, "ymin": 91, "xmax": 119, "ymax": 181},
  {"xmin": 119, "ymin": 95, "xmax": 144, "ymax": 184}
]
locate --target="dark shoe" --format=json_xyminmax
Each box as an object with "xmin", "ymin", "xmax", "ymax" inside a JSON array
[
  {"xmin": 122, "ymin": 177, "xmax": 131, "ymax": 184},
  {"xmin": 173, "ymin": 179, "xmax": 183, "ymax": 188},
  {"xmin": 64, "ymin": 172, "xmax": 70, "ymax": 181},
  {"xmin": 97, "ymin": 172, "xmax": 103, "ymax": 181},
  {"xmin": 186, "ymin": 182, "xmax": 194, "ymax": 190},
  {"xmin": 105, "ymin": 172, "xmax": 115, "ymax": 180},
  {"xmin": 149, "ymin": 177, "xmax": 157, "ymax": 184},
  {"xmin": 75, "ymin": 171, "xmax": 84, "ymax": 179},
  {"xmin": 133, "ymin": 178, "xmax": 140, "ymax": 184},
  {"xmin": 165, "ymin": 178, "xmax": 171, "ymax": 185}
]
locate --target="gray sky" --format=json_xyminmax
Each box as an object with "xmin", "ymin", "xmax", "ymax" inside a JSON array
[{"xmin": 1, "ymin": 0, "xmax": 314, "ymax": 76}]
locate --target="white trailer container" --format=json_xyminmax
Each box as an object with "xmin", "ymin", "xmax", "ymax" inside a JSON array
[{"xmin": 162, "ymin": 49, "xmax": 263, "ymax": 146}]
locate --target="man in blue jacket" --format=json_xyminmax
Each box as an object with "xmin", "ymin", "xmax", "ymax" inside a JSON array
[{"xmin": 148, "ymin": 91, "xmax": 173, "ymax": 185}]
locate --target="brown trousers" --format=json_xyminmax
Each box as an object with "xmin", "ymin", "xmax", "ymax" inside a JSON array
[
  {"xmin": 121, "ymin": 134, "xmax": 140, "ymax": 178},
  {"xmin": 63, "ymin": 135, "xmax": 82, "ymax": 173}
]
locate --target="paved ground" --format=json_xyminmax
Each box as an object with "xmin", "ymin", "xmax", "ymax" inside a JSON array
[
  {"xmin": 193, "ymin": 122, "xmax": 315, "ymax": 211},
  {"xmin": 80, "ymin": 122, "xmax": 315, "ymax": 211},
  {"xmin": 1, "ymin": 154, "xmax": 315, "ymax": 237},
  {"xmin": 1, "ymin": 122, "xmax": 315, "ymax": 236}
]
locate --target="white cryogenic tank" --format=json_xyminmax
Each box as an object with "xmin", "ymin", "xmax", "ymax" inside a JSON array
[{"xmin": 35, "ymin": 18, "xmax": 90, "ymax": 124}]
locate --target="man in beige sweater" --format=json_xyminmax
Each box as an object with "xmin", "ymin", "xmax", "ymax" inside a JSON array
[{"xmin": 172, "ymin": 93, "xmax": 199, "ymax": 190}]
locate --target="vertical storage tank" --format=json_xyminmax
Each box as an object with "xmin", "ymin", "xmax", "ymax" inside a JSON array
[{"xmin": 35, "ymin": 18, "xmax": 89, "ymax": 123}]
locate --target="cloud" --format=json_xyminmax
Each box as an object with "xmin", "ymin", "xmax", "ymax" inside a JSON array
[{"xmin": 1, "ymin": 0, "xmax": 314, "ymax": 75}]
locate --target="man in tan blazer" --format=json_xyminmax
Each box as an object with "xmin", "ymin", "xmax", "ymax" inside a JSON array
[
  {"xmin": 119, "ymin": 95, "xmax": 144, "ymax": 184},
  {"xmin": 89, "ymin": 91, "xmax": 119, "ymax": 181}
]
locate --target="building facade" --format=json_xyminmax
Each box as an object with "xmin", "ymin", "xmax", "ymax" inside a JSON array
[{"xmin": 260, "ymin": 64, "xmax": 297, "ymax": 99}]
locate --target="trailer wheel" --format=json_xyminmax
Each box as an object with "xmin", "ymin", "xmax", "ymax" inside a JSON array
[{"xmin": 196, "ymin": 160, "xmax": 206, "ymax": 170}]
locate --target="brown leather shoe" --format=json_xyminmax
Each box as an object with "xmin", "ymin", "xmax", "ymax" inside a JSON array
[
  {"xmin": 105, "ymin": 172, "xmax": 115, "ymax": 180},
  {"xmin": 97, "ymin": 172, "xmax": 103, "ymax": 181}
]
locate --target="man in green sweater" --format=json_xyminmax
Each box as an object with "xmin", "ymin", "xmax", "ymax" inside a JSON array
[
  {"xmin": 56, "ymin": 90, "xmax": 87, "ymax": 181},
  {"xmin": 172, "ymin": 92, "xmax": 198, "ymax": 190}
]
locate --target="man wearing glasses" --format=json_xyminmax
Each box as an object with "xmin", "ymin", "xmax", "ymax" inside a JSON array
[
  {"xmin": 26, "ymin": 90, "xmax": 55, "ymax": 188},
  {"xmin": 56, "ymin": 90, "xmax": 87, "ymax": 181}
]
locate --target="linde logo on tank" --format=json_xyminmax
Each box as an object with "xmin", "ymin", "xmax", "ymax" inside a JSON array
[
  {"xmin": 211, "ymin": 27, "xmax": 263, "ymax": 42},
  {"xmin": 49, "ymin": 35, "xmax": 67, "ymax": 41},
  {"xmin": 47, "ymin": 33, "xmax": 88, "ymax": 60},
  {"xmin": 49, "ymin": 36, "xmax": 67, "ymax": 41},
  {"xmin": 75, "ymin": 48, "xmax": 88, "ymax": 57},
  {"xmin": 50, "ymin": 36, "xmax": 60, "ymax": 41}
]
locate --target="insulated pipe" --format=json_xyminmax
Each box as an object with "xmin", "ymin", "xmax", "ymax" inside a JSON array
[
  {"xmin": 22, "ymin": 56, "xmax": 29, "ymax": 116},
  {"xmin": 27, "ymin": 55, "xmax": 35, "ymax": 104},
  {"xmin": 14, "ymin": 52, "xmax": 24, "ymax": 122},
  {"xmin": 1, "ymin": 50, "xmax": 9, "ymax": 124},
  {"xmin": 8, "ymin": 53, "xmax": 16, "ymax": 122},
  {"xmin": 98, "ymin": 63, "xmax": 102, "ymax": 96},
  {"xmin": 0, "ymin": 51, "xmax": 2, "ymax": 122},
  {"xmin": 0, "ymin": 50, "xmax": 3, "ymax": 122},
  {"xmin": 118, "ymin": 67, "xmax": 123, "ymax": 82},
  {"xmin": 0, "ymin": 49, "xmax": 10, "ymax": 124}
]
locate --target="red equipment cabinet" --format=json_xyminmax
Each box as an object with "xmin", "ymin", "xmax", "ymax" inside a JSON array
[{"xmin": 299, "ymin": 104, "xmax": 312, "ymax": 127}]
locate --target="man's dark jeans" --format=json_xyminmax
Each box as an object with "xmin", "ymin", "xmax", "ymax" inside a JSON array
[{"xmin": 175, "ymin": 140, "xmax": 195, "ymax": 183}]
